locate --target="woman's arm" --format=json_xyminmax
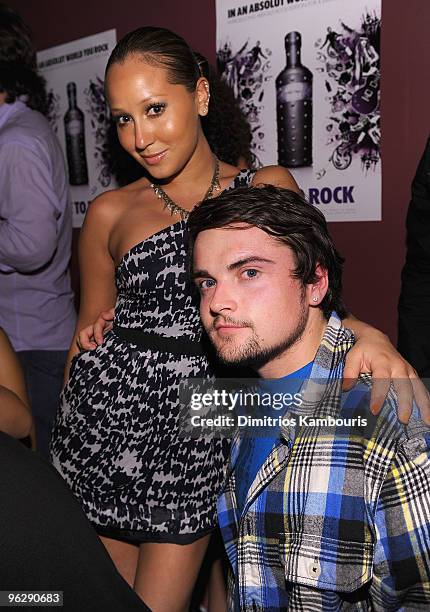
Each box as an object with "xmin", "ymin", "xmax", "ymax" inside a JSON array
[
  {"xmin": 0, "ymin": 329, "xmax": 33, "ymax": 439},
  {"xmin": 64, "ymin": 193, "xmax": 118, "ymax": 382}
]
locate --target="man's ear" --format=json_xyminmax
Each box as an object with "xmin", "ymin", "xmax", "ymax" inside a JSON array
[{"xmin": 308, "ymin": 264, "xmax": 329, "ymax": 306}]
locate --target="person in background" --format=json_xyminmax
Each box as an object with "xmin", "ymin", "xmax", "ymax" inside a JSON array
[
  {"xmin": 0, "ymin": 3, "xmax": 76, "ymax": 456},
  {"xmin": 0, "ymin": 327, "xmax": 33, "ymax": 441},
  {"xmin": 398, "ymin": 136, "xmax": 430, "ymax": 379},
  {"xmin": 0, "ymin": 431, "xmax": 150, "ymax": 612}
]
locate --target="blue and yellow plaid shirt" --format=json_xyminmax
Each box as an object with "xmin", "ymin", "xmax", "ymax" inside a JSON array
[{"xmin": 218, "ymin": 313, "xmax": 430, "ymax": 611}]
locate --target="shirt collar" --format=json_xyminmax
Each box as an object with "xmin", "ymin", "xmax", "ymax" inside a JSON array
[
  {"xmin": 0, "ymin": 100, "xmax": 27, "ymax": 131},
  {"xmin": 259, "ymin": 361, "xmax": 314, "ymax": 392}
]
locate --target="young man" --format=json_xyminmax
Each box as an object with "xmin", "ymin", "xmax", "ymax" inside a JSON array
[
  {"xmin": 0, "ymin": 4, "xmax": 76, "ymax": 455},
  {"xmin": 188, "ymin": 185, "xmax": 430, "ymax": 610}
]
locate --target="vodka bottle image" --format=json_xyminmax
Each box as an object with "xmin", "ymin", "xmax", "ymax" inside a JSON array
[
  {"xmin": 276, "ymin": 32, "xmax": 313, "ymax": 167},
  {"xmin": 64, "ymin": 82, "xmax": 89, "ymax": 185}
]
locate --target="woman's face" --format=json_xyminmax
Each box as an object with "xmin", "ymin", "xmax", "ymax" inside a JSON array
[{"xmin": 105, "ymin": 54, "xmax": 209, "ymax": 179}]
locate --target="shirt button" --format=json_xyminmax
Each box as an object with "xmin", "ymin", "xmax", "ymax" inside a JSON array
[{"xmin": 308, "ymin": 559, "xmax": 321, "ymax": 579}]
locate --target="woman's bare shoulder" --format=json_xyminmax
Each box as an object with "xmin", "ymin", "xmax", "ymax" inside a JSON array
[
  {"xmin": 85, "ymin": 178, "xmax": 151, "ymax": 225},
  {"xmin": 252, "ymin": 165, "xmax": 300, "ymax": 192}
]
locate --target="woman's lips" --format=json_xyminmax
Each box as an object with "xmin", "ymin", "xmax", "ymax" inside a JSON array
[{"xmin": 141, "ymin": 150, "xmax": 167, "ymax": 165}]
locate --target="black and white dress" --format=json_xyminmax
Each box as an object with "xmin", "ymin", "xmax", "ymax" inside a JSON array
[{"xmin": 50, "ymin": 169, "xmax": 254, "ymax": 543}]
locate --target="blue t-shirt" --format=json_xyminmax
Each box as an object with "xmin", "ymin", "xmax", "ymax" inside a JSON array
[{"xmin": 235, "ymin": 361, "xmax": 313, "ymax": 517}]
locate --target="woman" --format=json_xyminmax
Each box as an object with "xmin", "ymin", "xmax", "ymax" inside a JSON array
[{"xmin": 51, "ymin": 26, "xmax": 424, "ymax": 611}]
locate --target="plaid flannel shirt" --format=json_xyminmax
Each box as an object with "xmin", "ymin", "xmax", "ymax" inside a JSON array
[{"xmin": 218, "ymin": 313, "xmax": 430, "ymax": 611}]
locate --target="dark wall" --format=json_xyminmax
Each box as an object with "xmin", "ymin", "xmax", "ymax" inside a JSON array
[
  {"xmin": 9, "ymin": 0, "xmax": 218, "ymax": 63},
  {"xmin": 9, "ymin": 0, "xmax": 430, "ymax": 342}
]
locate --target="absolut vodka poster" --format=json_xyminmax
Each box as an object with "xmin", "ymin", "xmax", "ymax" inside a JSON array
[
  {"xmin": 216, "ymin": 0, "xmax": 381, "ymax": 221},
  {"xmin": 37, "ymin": 30, "xmax": 117, "ymax": 227}
]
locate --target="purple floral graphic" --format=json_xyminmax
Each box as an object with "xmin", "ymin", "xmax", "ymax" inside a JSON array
[{"xmin": 315, "ymin": 11, "xmax": 381, "ymax": 175}]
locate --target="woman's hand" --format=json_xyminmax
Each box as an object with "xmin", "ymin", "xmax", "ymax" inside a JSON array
[
  {"xmin": 344, "ymin": 327, "xmax": 430, "ymax": 425},
  {"xmin": 77, "ymin": 308, "xmax": 115, "ymax": 351}
]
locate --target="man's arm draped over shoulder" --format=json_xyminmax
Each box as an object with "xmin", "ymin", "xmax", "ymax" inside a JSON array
[{"xmin": 0, "ymin": 141, "xmax": 61, "ymax": 273}]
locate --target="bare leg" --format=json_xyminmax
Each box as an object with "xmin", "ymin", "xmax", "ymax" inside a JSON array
[
  {"xmin": 99, "ymin": 535, "xmax": 139, "ymax": 588},
  {"xmin": 134, "ymin": 535, "xmax": 211, "ymax": 612}
]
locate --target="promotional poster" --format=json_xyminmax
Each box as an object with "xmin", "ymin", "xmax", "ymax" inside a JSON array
[
  {"xmin": 37, "ymin": 30, "xmax": 117, "ymax": 228},
  {"xmin": 216, "ymin": 0, "xmax": 381, "ymax": 221}
]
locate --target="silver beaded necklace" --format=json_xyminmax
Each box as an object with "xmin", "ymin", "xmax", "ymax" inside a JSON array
[{"xmin": 150, "ymin": 157, "xmax": 221, "ymax": 220}]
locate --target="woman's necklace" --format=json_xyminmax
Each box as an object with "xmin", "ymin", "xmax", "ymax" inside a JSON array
[{"xmin": 150, "ymin": 157, "xmax": 221, "ymax": 220}]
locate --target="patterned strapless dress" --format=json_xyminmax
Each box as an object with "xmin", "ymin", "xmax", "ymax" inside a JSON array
[{"xmin": 50, "ymin": 169, "xmax": 254, "ymax": 543}]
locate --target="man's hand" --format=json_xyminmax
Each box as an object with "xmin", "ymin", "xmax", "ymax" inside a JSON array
[
  {"xmin": 343, "ymin": 329, "xmax": 430, "ymax": 425},
  {"xmin": 77, "ymin": 308, "xmax": 115, "ymax": 351}
]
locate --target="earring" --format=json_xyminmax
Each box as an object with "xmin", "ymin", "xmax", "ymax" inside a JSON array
[{"xmin": 312, "ymin": 297, "xmax": 318, "ymax": 302}]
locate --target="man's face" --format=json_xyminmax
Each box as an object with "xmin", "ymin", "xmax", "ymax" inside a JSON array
[{"xmin": 193, "ymin": 224, "xmax": 313, "ymax": 371}]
